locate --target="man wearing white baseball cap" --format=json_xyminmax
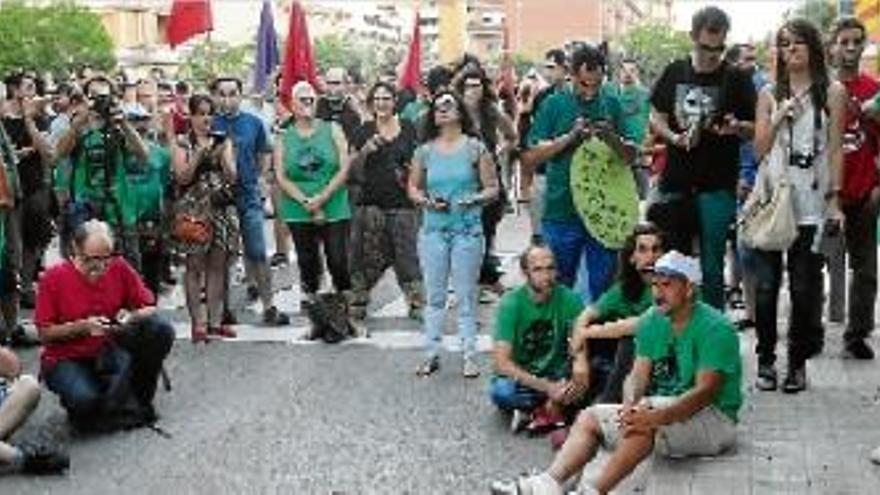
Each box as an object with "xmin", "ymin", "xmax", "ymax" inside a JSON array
[{"xmin": 491, "ymin": 251, "xmax": 743, "ymax": 495}]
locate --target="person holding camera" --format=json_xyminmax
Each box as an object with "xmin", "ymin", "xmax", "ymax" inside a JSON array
[
  {"xmin": 275, "ymin": 81, "xmax": 353, "ymax": 313},
  {"xmin": 35, "ymin": 219, "xmax": 174, "ymax": 431},
  {"xmin": 348, "ymin": 81, "xmax": 423, "ymax": 322},
  {"xmin": 751, "ymin": 19, "xmax": 846, "ymax": 393},
  {"xmin": 54, "ymin": 76, "xmax": 149, "ymax": 267},
  {"xmin": 169, "ymin": 94, "xmax": 238, "ymax": 343},
  {"xmin": 408, "ymin": 90, "xmax": 498, "ymax": 378}
]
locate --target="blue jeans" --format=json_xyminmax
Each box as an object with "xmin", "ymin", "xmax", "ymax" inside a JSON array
[
  {"xmin": 542, "ymin": 219, "xmax": 617, "ymax": 302},
  {"xmin": 237, "ymin": 204, "xmax": 268, "ymax": 263},
  {"xmin": 489, "ymin": 376, "xmax": 544, "ymax": 412},
  {"xmin": 419, "ymin": 226, "xmax": 484, "ymax": 359},
  {"xmin": 44, "ymin": 315, "xmax": 175, "ymax": 425}
]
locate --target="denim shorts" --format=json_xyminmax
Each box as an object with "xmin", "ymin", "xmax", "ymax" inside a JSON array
[
  {"xmin": 237, "ymin": 204, "xmax": 267, "ymax": 262},
  {"xmin": 0, "ymin": 380, "xmax": 9, "ymax": 406}
]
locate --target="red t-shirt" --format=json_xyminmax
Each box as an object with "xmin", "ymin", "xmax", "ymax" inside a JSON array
[
  {"xmin": 841, "ymin": 74, "xmax": 880, "ymax": 205},
  {"xmin": 34, "ymin": 258, "xmax": 155, "ymax": 373}
]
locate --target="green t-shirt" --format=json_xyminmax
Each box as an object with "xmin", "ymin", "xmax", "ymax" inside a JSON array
[
  {"xmin": 526, "ymin": 84, "xmax": 631, "ymax": 222},
  {"xmin": 278, "ymin": 121, "xmax": 351, "ymax": 224},
  {"xmin": 71, "ymin": 128, "xmax": 137, "ymax": 227},
  {"xmin": 494, "ymin": 285, "xmax": 584, "ymax": 379},
  {"xmin": 126, "ymin": 143, "xmax": 170, "ymax": 222},
  {"xmin": 594, "ymin": 282, "xmax": 652, "ymax": 321},
  {"xmin": 616, "ymin": 84, "xmax": 650, "ymax": 147},
  {"xmin": 635, "ymin": 302, "xmax": 743, "ymax": 421},
  {"xmin": 400, "ymin": 99, "xmax": 429, "ymax": 124}
]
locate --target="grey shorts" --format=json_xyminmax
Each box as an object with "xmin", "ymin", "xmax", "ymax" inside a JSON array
[{"xmin": 591, "ymin": 396, "xmax": 737, "ymax": 458}]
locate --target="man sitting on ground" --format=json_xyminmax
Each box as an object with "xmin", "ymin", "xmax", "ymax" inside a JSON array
[
  {"xmin": 490, "ymin": 245, "xmax": 586, "ymax": 434},
  {"xmin": 35, "ymin": 220, "xmax": 174, "ymax": 432},
  {"xmin": 0, "ymin": 346, "xmax": 69, "ymax": 474},
  {"xmin": 492, "ymin": 251, "xmax": 742, "ymax": 495}
]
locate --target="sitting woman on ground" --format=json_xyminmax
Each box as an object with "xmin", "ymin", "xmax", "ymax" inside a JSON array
[
  {"xmin": 569, "ymin": 222, "xmax": 665, "ymax": 405},
  {"xmin": 408, "ymin": 90, "xmax": 499, "ymax": 378},
  {"xmin": 274, "ymin": 81, "xmax": 353, "ymax": 309},
  {"xmin": 169, "ymin": 93, "xmax": 238, "ymax": 343},
  {"xmin": 349, "ymin": 81, "xmax": 423, "ymax": 321}
]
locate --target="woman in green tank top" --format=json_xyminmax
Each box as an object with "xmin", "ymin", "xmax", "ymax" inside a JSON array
[{"xmin": 274, "ymin": 81, "xmax": 353, "ymax": 308}]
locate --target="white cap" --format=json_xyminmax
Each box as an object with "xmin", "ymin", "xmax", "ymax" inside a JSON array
[{"xmin": 651, "ymin": 250, "xmax": 702, "ymax": 285}]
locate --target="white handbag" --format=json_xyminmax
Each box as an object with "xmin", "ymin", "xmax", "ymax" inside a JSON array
[{"xmin": 738, "ymin": 160, "xmax": 798, "ymax": 251}]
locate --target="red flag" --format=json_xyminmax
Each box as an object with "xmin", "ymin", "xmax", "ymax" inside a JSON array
[
  {"xmin": 279, "ymin": 1, "xmax": 318, "ymax": 108},
  {"xmin": 166, "ymin": 0, "xmax": 213, "ymax": 48},
  {"xmin": 398, "ymin": 12, "xmax": 422, "ymax": 92}
]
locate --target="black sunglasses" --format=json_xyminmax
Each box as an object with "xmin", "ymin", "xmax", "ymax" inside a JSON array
[{"xmin": 697, "ymin": 42, "xmax": 726, "ymax": 54}]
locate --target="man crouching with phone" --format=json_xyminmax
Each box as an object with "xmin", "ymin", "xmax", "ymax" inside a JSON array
[{"xmin": 35, "ymin": 219, "xmax": 174, "ymax": 432}]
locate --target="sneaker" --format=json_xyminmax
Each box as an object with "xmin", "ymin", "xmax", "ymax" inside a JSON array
[
  {"xmin": 490, "ymin": 474, "xmax": 562, "ymax": 495},
  {"xmin": 755, "ymin": 364, "xmax": 777, "ymax": 391},
  {"xmin": 510, "ymin": 409, "xmax": 530, "ymax": 434},
  {"xmin": 782, "ymin": 366, "xmax": 807, "ymax": 394},
  {"xmin": 270, "ymin": 253, "xmax": 289, "ymax": 267},
  {"xmin": 463, "ymin": 356, "xmax": 480, "ymax": 378},
  {"xmin": 525, "ymin": 409, "xmax": 566, "ymax": 436},
  {"xmin": 16, "ymin": 442, "xmax": 70, "ymax": 475},
  {"xmin": 844, "ymin": 339, "xmax": 875, "ymax": 360},
  {"xmin": 263, "ymin": 306, "xmax": 290, "ymax": 326},
  {"xmin": 209, "ymin": 325, "xmax": 238, "ymax": 339},
  {"xmin": 870, "ymin": 445, "xmax": 880, "ymax": 465},
  {"xmin": 415, "ymin": 356, "xmax": 440, "ymax": 377},
  {"xmin": 246, "ymin": 285, "xmax": 259, "ymax": 302}
]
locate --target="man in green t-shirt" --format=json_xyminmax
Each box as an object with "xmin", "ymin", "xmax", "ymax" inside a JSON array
[
  {"xmin": 491, "ymin": 245, "xmax": 584, "ymax": 432},
  {"xmin": 492, "ymin": 251, "xmax": 742, "ymax": 495}
]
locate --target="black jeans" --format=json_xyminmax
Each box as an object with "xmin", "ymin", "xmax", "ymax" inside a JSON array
[
  {"xmin": 843, "ymin": 196, "xmax": 880, "ymax": 343},
  {"xmin": 288, "ymin": 220, "xmax": 352, "ymax": 295},
  {"xmin": 754, "ymin": 226, "xmax": 824, "ymax": 369},
  {"xmin": 43, "ymin": 315, "xmax": 175, "ymax": 426}
]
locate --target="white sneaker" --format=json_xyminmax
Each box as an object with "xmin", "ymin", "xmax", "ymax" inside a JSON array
[
  {"xmin": 870, "ymin": 445, "xmax": 880, "ymax": 465},
  {"xmin": 510, "ymin": 409, "xmax": 530, "ymax": 434},
  {"xmin": 489, "ymin": 473, "xmax": 562, "ymax": 495}
]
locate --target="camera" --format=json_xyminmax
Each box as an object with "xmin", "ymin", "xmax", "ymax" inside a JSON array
[
  {"xmin": 789, "ymin": 151, "xmax": 815, "ymax": 169},
  {"xmin": 210, "ymin": 130, "xmax": 227, "ymax": 148},
  {"xmin": 92, "ymin": 93, "xmax": 118, "ymax": 121}
]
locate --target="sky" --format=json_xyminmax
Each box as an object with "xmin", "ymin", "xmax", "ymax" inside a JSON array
[{"xmin": 673, "ymin": 0, "xmax": 803, "ymax": 43}]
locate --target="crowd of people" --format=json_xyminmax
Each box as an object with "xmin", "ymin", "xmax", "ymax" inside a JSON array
[{"xmin": 0, "ymin": 4, "xmax": 879, "ymax": 488}]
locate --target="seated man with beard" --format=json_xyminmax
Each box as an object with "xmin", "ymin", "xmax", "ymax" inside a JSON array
[
  {"xmin": 490, "ymin": 245, "xmax": 586, "ymax": 434},
  {"xmin": 35, "ymin": 220, "xmax": 173, "ymax": 432}
]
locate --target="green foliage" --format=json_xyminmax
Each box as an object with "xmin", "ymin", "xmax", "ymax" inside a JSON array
[
  {"xmin": 616, "ymin": 22, "xmax": 691, "ymax": 86},
  {"xmin": 511, "ymin": 52, "xmax": 538, "ymax": 78},
  {"xmin": 312, "ymin": 34, "xmax": 382, "ymax": 81},
  {"xmin": 0, "ymin": 0, "xmax": 115, "ymax": 77},
  {"xmin": 178, "ymin": 39, "xmax": 253, "ymax": 88},
  {"xmin": 789, "ymin": 0, "xmax": 837, "ymax": 32}
]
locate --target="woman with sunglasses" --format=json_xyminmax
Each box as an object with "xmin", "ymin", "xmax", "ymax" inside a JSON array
[
  {"xmin": 752, "ymin": 19, "xmax": 846, "ymax": 393},
  {"xmin": 275, "ymin": 81, "xmax": 353, "ymax": 310},
  {"xmin": 457, "ymin": 68, "xmax": 517, "ymax": 299},
  {"xmin": 408, "ymin": 90, "xmax": 499, "ymax": 378},
  {"xmin": 169, "ymin": 94, "xmax": 238, "ymax": 343},
  {"xmin": 348, "ymin": 82, "xmax": 423, "ymax": 322}
]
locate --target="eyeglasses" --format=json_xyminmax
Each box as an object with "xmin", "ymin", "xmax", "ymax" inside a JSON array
[
  {"xmin": 83, "ymin": 254, "xmax": 112, "ymax": 264},
  {"xmin": 697, "ymin": 42, "xmax": 726, "ymax": 54},
  {"xmin": 777, "ymin": 39, "xmax": 807, "ymax": 49}
]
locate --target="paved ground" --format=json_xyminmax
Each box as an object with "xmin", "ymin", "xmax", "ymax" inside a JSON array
[{"xmin": 3, "ymin": 212, "xmax": 880, "ymax": 494}]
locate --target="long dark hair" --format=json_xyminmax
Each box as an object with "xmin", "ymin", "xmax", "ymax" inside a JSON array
[
  {"xmin": 618, "ymin": 223, "xmax": 664, "ymax": 303},
  {"xmin": 366, "ymin": 81, "xmax": 397, "ymax": 115},
  {"xmin": 456, "ymin": 67, "xmax": 499, "ymax": 152},
  {"xmin": 774, "ymin": 19, "xmax": 828, "ymax": 117},
  {"xmin": 421, "ymin": 90, "xmax": 476, "ymax": 142}
]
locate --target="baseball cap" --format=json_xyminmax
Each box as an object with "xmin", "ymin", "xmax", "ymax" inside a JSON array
[{"xmin": 651, "ymin": 250, "xmax": 702, "ymax": 285}]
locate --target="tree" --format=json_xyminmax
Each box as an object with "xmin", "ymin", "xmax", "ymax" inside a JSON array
[
  {"xmin": 789, "ymin": 0, "xmax": 837, "ymax": 32},
  {"xmin": 312, "ymin": 33, "xmax": 382, "ymax": 80},
  {"xmin": 0, "ymin": 1, "xmax": 114, "ymax": 77},
  {"xmin": 616, "ymin": 22, "xmax": 691, "ymax": 86},
  {"xmin": 178, "ymin": 39, "xmax": 253, "ymax": 86}
]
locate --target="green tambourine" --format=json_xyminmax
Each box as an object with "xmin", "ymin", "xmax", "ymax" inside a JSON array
[{"xmin": 569, "ymin": 138, "xmax": 639, "ymax": 249}]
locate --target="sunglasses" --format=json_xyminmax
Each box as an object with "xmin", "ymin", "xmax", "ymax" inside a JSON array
[
  {"xmin": 83, "ymin": 254, "xmax": 113, "ymax": 264},
  {"xmin": 325, "ymin": 80, "xmax": 343, "ymax": 86},
  {"xmin": 464, "ymin": 81, "xmax": 483, "ymax": 89},
  {"xmin": 297, "ymin": 96, "xmax": 316, "ymax": 105},
  {"xmin": 434, "ymin": 95, "xmax": 457, "ymax": 111},
  {"xmin": 697, "ymin": 42, "xmax": 726, "ymax": 54}
]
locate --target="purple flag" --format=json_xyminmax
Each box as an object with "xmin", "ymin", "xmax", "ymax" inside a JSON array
[{"xmin": 253, "ymin": 0, "xmax": 279, "ymax": 93}]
